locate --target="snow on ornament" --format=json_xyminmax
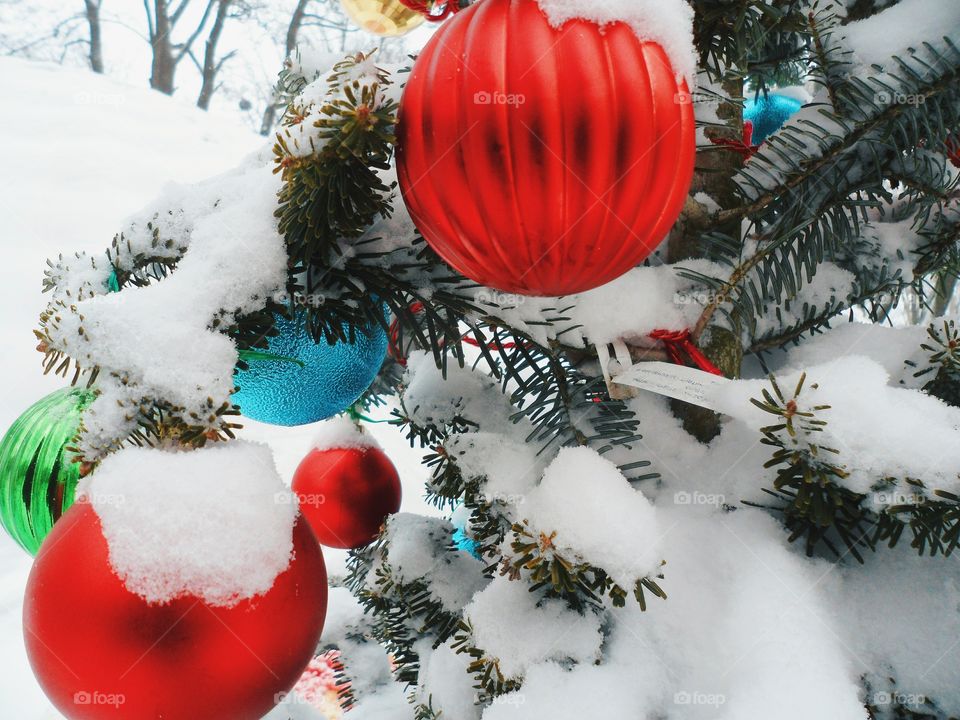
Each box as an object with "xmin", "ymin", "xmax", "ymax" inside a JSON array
[
  {"xmin": 23, "ymin": 442, "xmax": 328, "ymax": 720},
  {"xmin": 743, "ymin": 92, "xmax": 803, "ymax": 144},
  {"xmin": 292, "ymin": 417, "xmax": 402, "ymax": 549},
  {"xmin": 233, "ymin": 309, "xmax": 388, "ymax": 426},
  {"xmin": 0, "ymin": 387, "xmax": 95, "ymax": 555},
  {"xmin": 396, "ymin": 0, "xmax": 697, "ymax": 296},
  {"xmin": 340, "ymin": 0, "xmax": 427, "ymax": 37}
]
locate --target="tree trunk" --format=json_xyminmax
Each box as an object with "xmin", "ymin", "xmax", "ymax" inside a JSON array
[
  {"xmin": 83, "ymin": 0, "xmax": 104, "ymax": 73},
  {"xmin": 149, "ymin": 0, "xmax": 176, "ymax": 94},
  {"xmin": 197, "ymin": 0, "xmax": 231, "ymax": 110},
  {"xmin": 259, "ymin": 0, "xmax": 310, "ymax": 135}
]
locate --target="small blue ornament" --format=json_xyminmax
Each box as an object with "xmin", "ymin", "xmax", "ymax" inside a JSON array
[
  {"xmin": 451, "ymin": 503, "xmax": 482, "ymax": 559},
  {"xmin": 744, "ymin": 93, "xmax": 803, "ymax": 144},
  {"xmin": 233, "ymin": 310, "xmax": 387, "ymax": 426}
]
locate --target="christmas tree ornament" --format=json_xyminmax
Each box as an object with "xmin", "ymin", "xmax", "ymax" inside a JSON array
[
  {"xmin": 23, "ymin": 500, "xmax": 328, "ymax": 720},
  {"xmin": 233, "ymin": 310, "xmax": 388, "ymax": 426},
  {"xmin": 396, "ymin": 0, "xmax": 696, "ymax": 297},
  {"xmin": 451, "ymin": 503, "xmax": 481, "ymax": 559},
  {"xmin": 292, "ymin": 422, "xmax": 402, "ymax": 549},
  {"xmin": 743, "ymin": 92, "xmax": 803, "ymax": 144},
  {"xmin": 0, "ymin": 387, "xmax": 95, "ymax": 555},
  {"xmin": 340, "ymin": 0, "xmax": 426, "ymax": 37},
  {"xmin": 946, "ymin": 135, "xmax": 960, "ymax": 168}
]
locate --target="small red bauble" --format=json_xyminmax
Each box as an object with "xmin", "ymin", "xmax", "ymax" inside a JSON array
[
  {"xmin": 23, "ymin": 501, "xmax": 327, "ymax": 720},
  {"xmin": 396, "ymin": 0, "xmax": 696, "ymax": 297},
  {"xmin": 292, "ymin": 444, "xmax": 402, "ymax": 549}
]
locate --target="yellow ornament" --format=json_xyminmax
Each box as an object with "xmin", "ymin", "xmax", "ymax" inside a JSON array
[{"xmin": 340, "ymin": 0, "xmax": 427, "ymax": 37}]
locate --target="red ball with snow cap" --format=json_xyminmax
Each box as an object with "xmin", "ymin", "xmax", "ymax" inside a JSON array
[
  {"xmin": 396, "ymin": 0, "xmax": 697, "ymax": 296},
  {"xmin": 293, "ymin": 423, "xmax": 402, "ymax": 549},
  {"xmin": 23, "ymin": 443, "xmax": 328, "ymax": 720}
]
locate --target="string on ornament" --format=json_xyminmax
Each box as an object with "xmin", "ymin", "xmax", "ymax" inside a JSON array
[
  {"xmin": 397, "ymin": 0, "xmax": 460, "ymax": 21},
  {"xmin": 387, "ymin": 301, "xmax": 530, "ymax": 367}
]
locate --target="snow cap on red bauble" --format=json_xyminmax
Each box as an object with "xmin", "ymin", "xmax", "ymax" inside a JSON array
[
  {"xmin": 23, "ymin": 442, "xmax": 327, "ymax": 720},
  {"xmin": 396, "ymin": 0, "xmax": 697, "ymax": 297},
  {"xmin": 293, "ymin": 416, "xmax": 402, "ymax": 549}
]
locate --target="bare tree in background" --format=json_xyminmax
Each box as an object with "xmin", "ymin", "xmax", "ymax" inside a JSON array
[
  {"xmin": 197, "ymin": 0, "xmax": 237, "ymax": 109},
  {"xmin": 0, "ymin": 1, "xmax": 105, "ymax": 73},
  {"xmin": 258, "ymin": 0, "xmax": 310, "ymax": 134},
  {"xmin": 143, "ymin": 0, "xmax": 218, "ymax": 94},
  {"xmin": 83, "ymin": 0, "xmax": 103, "ymax": 72}
]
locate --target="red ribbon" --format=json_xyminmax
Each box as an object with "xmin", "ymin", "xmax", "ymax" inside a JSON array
[
  {"xmin": 709, "ymin": 120, "xmax": 759, "ymax": 161},
  {"xmin": 648, "ymin": 329, "xmax": 723, "ymax": 376},
  {"xmin": 397, "ymin": 0, "xmax": 459, "ymax": 21}
]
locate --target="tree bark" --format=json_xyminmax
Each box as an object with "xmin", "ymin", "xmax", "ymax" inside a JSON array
[
  {"xmin": 259, "ymin": 0, "xmax": 310, "ymax": 135},
  {"xmin": 83, "ymin": 0, "xmax": 104, "ymax": 73},
  {"xmin": 196, "ymin": 0, "xmax": 231, "ymax": 110},
  {"xmin": 149, "ymin": 0, "xmax": 176, "ymax": 94}
]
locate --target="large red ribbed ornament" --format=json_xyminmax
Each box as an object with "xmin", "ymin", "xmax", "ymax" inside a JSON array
[
  {"xmin": 23, "ymin": 501, "xmax": 327, "ymax": 720},
  {"xmin": 397, "ymin": 0, "xmax": 696, "ymax": 296}
]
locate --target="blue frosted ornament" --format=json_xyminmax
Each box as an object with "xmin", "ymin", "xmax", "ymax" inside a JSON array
[
  {"xmin": 744, "ymin": 93, "xmax": 803, "ymax": 144},
  {"xmin": 233, "ymin": 310, "xmax": 388, "ymax": 426}
]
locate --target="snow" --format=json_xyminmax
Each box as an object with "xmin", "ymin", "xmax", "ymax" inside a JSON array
[
  {"xmin": 522, "ymin": 447, "xmax": 662, "ymax": 588},
  {"xmin": 384, "ymin": 514, "xmax": 489, "ymax": 610},
  {"xmin": 463, "ymin": 577, "xmax": 603, "ymax": 680},
  {"xmin": 83, "ymin": 441, "xmax": 297, "ymax": 606},
  {"xmin": 418, "ymin": 641, "xmax": 481, "ymax": 720},
  {"xmin": 312, "ymin": 415, "xmax": 382, "ymax": 451},
  {"xmin": 536, "ymin": 0, "xmax": 697, "ymax": 87},
  {"xmin": 843, "ymin": 0, "xmax": 960, "ymax": 70},
  {"xmin": 45, "ymin": 157, "xmax": 287, "ymax": 459},
  {"xmin": 710, "ymin": 356, "xmax": 960, "ymax": 500}
]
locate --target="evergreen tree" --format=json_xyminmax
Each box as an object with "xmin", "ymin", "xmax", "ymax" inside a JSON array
[{"xmin": 33, "ymin": 0, "xmax": 960, "ymax": 717}]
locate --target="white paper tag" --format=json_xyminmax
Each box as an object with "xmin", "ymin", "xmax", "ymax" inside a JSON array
[{"xmin": 612, "ymin": 361, "xmax": 730, "ymax": 411}]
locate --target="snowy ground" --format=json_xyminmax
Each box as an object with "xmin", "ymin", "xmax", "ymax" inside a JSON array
[{"xmin": 0, "ymin": 57, "xmax": 431, "ymax": 719}]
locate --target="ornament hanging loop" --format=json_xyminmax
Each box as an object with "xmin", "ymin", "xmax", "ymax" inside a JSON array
[{"xmin": 398, "ymin": 0, "xmax": 461, "ymax": 21}]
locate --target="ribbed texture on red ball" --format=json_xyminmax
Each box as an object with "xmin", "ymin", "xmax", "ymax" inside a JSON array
[
  {"xmin": 23, "ymin": 502, "xmax": 327, "ymax": 720},
  {"xmin": 397, "ymin": 0, "xmax": 696, "ymax": 297}
]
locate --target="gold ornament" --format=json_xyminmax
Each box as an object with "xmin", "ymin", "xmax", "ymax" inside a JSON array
[{"xmin": 340, "ymin": 0, "xmax": 427, "ymax": 37}]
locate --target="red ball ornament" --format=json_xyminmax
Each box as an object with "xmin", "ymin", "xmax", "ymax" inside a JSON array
[
  {"xmin": 947, "ymin": 135, "xmax": 960, "ymax": 169},
  {"xmin": 397, "ymin": 0, "xmax": 696, "ymax": 297},
  {"xmin": 293, "ymin": 442, "xmax": 402, "ymax": 549},
  {"xmin": 23, "ymin": 501, "xmax": 327, "ymax": 720}
]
